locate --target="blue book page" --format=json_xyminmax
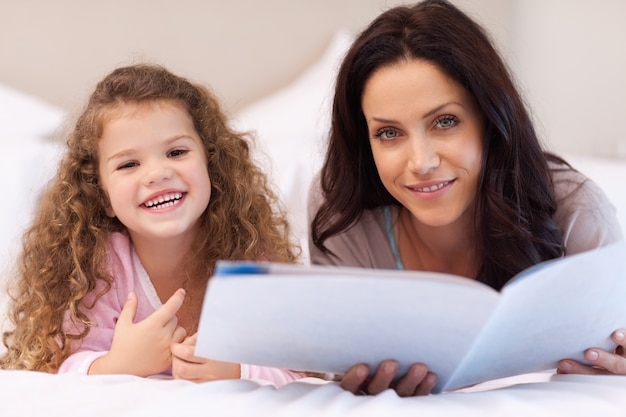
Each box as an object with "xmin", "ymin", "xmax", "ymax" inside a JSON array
[
  {"xmin": 196, "ymin": 267, "xmax": 500, "ymax": 394},
  {"xmin": 445, "ymin": 240, "xmax": 626, "ymax": 391}
]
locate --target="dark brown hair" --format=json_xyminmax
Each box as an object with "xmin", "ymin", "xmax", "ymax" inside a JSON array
[{"xmin": 311, "ymin": 0, "xmax": 564, "ymax": 289}]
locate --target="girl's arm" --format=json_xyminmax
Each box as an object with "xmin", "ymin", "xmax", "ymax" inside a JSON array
[{"xmin": 171, "ymin": 333, "xmax": 307, "ymax": 386}]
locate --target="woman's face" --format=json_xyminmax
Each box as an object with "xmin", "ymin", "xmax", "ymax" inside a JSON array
[{"xmin": 362, "ymin": 58, "xmax": 485, "ymax": 229}]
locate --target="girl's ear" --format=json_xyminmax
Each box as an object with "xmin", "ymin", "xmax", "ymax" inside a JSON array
[{"xmin": 101, "ymin": 193, "xmax": 116, "ymax": 218}]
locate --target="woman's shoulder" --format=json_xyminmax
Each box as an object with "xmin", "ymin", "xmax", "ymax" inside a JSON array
[
  {"xmin": 309, "ymin": 204, "xmax": 398, "ymax": 269},
  {"xmin": 549, "ymin": 161, "xmax": 623, "ymax": 254},
  {"xmin": 550, "ymin": 161, "xmax": 613, "ymax": 210}
]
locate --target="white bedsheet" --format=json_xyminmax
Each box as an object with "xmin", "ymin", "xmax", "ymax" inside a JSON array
[{"xmin": 1, "ymin": 370, "xmax": 626, "ymax": 416}]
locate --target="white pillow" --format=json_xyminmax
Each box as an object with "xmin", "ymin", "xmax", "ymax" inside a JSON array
[
  {"xmin": 232, "ymin": 29, "xmax": 354, "ymax": 263},
  {"xmin": 0, "ymin": 86, "xmax": 65, "ymax": 271},
  {"xmin": 0, "ymin": 84, "xmax": 65, "ymax": 140},
  {"xmin": 0, "ymin": 86, "xmax": 65, "ymax": 333}
]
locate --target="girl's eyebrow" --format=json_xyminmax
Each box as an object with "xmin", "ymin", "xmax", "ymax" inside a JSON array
[
  {"xmin": 106, "ymin": 149, "xmax": 135, "ymax": 163},
  {"xmin": 106, "ymin": 134, "xmax": 194, "ymax": 163}
]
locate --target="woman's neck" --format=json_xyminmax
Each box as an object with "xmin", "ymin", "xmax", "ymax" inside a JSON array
[{"xmin": 398, "ymin": 207, "xmax": 478, "ymax": 278}]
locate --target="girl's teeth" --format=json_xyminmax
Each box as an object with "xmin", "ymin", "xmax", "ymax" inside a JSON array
[{"xmin": 145, "ymin": 192, "xmax": 183, "ymax": 208}]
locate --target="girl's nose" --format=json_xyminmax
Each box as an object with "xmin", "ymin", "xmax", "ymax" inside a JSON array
[{"xmin": 144, "ymin": 162, "xmax": 173, "ymax": 186}]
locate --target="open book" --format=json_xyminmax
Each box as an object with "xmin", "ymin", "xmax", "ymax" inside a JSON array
[{"xmin": 196, "ymin": 240, "xmax": 626, "ymax": 393}]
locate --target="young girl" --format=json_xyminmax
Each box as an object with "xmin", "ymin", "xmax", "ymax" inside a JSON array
[
  {"xmin": 309, "ymin": 0, "xmax": 625, "ymax": 396},
  {"xmin": 0, "ymin": 63, "xmax": 305, "ymax": 386}
]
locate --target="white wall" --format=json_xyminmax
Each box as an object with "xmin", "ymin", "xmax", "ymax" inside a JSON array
[
  {"xmin": 511, "ymin": 0, "xmax": 626, "ymax": 159},
  {"xmin": 0, "ymin": 0, "xmax": 507, "ymax": 112},
  {"xmin": 0, "ymin": 0, "xmax": 624, "ymax": 159}
]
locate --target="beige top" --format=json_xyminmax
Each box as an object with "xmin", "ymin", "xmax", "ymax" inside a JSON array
[{"xmin": 308, "ymin": 166, "xmax": 623, "ymax": 271}]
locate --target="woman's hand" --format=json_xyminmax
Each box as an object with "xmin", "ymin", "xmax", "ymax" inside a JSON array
[
  {"xmin": 171, "ymin": 333, "xmax": 241, "ymax": 382},
  {"xmin": 557, "ymin": 329, "xmax": 626, "ymax": 375},
  {"xmin": 89, "ymin": 289, "xmax": 188, "ymax": 376},
  {"xmin": 340, "ymin": 360, "xmax": 437, "ymax": 397}
]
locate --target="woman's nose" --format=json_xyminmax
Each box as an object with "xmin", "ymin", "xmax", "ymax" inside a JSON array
[{"xmin": 407, "ymin": 136, "xmax": 440, "ymax": 175}]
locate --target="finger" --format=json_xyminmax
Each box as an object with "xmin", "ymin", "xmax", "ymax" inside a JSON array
[
  {"xmin": 367, "ymin": 360, "xmax": 397, "ymax": 395},
  {"xmin": 414, "ymin": 372, "xmax": 437, "ymax": 396},
  {"xmin": 152, "ymin": 288, "xmax": 186, "ymax": 325},
  {"xmin": 117, "ymin": 291, "xmax": 138, "ymax": 326},
  {"xmin": 584, "ymin": 348, "xmax": 626, "ymax": 375},
  {"xmin": 172, "ymin": 325, "xmax": 187, "ymax": 344},
  {"xmin": 171, "ymin": 339, "xmax": 198, "ymax": 362},
  {"xmin": 394, "ymin": 363, "xmax": 428, "ymax": 397},
  {"xmin": 613, "ymin": 330, "xmax": 626, "ymax": 355},
  {"xmin": 557, "ymin": 359, "xmax": 605, "ymax": 375},
  {"xmin": 339, "ymin": 364, "xmax": 369, "ymax": 394},
  {"xmin": 183, "ymin": 333, "xmax": 198, "ymax": 345}
]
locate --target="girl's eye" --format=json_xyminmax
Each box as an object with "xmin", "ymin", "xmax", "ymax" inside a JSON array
[
  {"xmin": 117, "ymin": 161, "xmax": 138, "ymax": 170},
  {"xmin": 373, "ymin": 128, "xmax": 401, "ymax": 140},
  {"xmin": 435, "ymin": 115, "xmax": 459, "ymax": 129},
  {"xmin": 168, "ymin": 149, "xmax": 189, "ymax": 158}
]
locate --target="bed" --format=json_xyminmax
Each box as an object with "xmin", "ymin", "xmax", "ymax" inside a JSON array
[{"xmin": 2, "ymin": 30, "xmax": 626, "ymax": 416}]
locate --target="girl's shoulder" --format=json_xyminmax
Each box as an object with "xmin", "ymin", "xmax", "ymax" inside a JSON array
[
  {"xmin": 105, "ymin": 232, "xmax": 136, "ymax": 283},
  {"xmin": 106, "ymin": 232, "xmax": 132, "ymax": 258}
]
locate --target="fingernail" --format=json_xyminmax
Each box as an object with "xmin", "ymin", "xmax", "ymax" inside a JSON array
[
  {"xmin": 383, "ymin": 362, "xmax": 397, "ymax": 375},
  {"xmin": 411, "ymin": 365, "xmax": 425, "ymax": 378},
  {"xmin": 558, "ymin": 361, "xmax": 572, "ymax": 372},
  {"xmin": 616, "ymin": 331, "xmax": 625, "ymax": 342},
  {"xmin": 426, "ymin": 373, "xmax": 437, "ymax": 385},
  {"xmin": 586, "ymin": 350, "xmax": 599, "ymax": 361},
  {"xmin": 356, "ymin": 365, "xmax": 368, "ymax": 378}
]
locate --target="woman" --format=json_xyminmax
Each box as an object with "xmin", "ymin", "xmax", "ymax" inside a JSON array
[{"xmin": 309, "ymin": 0, "xmax": 623, "ymax": 396}]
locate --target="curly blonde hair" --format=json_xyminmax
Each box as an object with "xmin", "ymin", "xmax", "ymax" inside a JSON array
[{"xmin": 1, "ymin": 63, "xmax": 299, "ymax": 372}]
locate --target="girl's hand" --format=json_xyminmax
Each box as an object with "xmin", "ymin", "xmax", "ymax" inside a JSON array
[
  {"xmin": 340, "ymin": 360, "xmax": 437, "ymax": 397},
  {"xmin": 171, "ymin": 333, "xmax": 241, "ymax": 382},
  {"xmin": 557, "ymin": 329, "xmax": 626, "ymax": 375},
  {"xmin": 89, "ymin": 289, "xmax": 188, "ymax": 376}
]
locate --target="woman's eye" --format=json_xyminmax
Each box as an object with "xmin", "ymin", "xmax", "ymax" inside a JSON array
[
  {"xmin": 374, "ymin": 128, "xmax": 401, "ymax": 140},
  {"xmin": 435, "ymin": 115, "xmax": 459, "ymax": 129},
  {"xmin": 168, "ymin": 149, "xmax": 188, "ymax": 158}
]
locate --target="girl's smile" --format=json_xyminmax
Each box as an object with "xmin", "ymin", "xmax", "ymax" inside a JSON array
[{"xmin": 142, "ymin": 191, "xmax": 185, "ymax": 210}]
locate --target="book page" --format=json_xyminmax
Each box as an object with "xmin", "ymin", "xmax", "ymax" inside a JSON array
[
  {"xmin": 445, "ymin": 240, "xmax": 626, "ymax": 392},
  {"xmin": 196, "ymin": 268, "xmax": 500, "ymax": 392}
]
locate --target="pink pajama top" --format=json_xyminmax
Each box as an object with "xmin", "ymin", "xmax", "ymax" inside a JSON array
[{"xmin": 58, "ymin": 232, "xmax": 305, "ymax": 387}]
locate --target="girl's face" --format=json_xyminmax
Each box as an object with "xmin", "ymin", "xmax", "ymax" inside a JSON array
[
  {"xmin": 362, "ymin": 59, "xmax": 484, "ymax": 229},
  {"xmin": 98, "ymin": 101, "xmax": 211, "ymax": 243}
]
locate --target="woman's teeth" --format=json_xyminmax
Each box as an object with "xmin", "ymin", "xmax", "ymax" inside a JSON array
[{"xmin": 416, "ymin": 181, "xmax": 449, "ymax": 192}]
